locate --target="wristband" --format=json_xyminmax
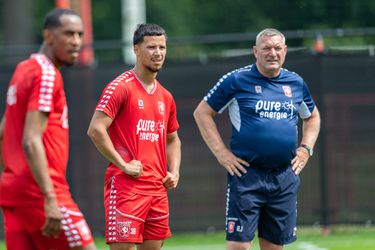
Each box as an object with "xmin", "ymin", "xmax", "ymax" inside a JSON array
[{"xmin": 300, "ymin": 144, "xmax": 313, "ymax": 156}]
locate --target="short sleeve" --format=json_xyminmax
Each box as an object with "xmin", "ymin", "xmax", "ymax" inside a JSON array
[
  {"xmin": 298, "ymin": 81, "xmax": 316, "ymax": 119},
  {"xmin": 167, "ymin": 97, "xmax": 179, "ymax": 133},
  {"xmin": 27, "ymin": 61, "xmax": 58, "ymax": 113},
  {"xmin": 96, "ymin": 80, "xmax": 127, "ymax": 119},
  {"xmin": 204, "ymin": 72, "xmax": 237, "ymax": 113}
]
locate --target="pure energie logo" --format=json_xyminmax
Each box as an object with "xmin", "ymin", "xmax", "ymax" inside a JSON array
[
  {"xmin": 255, "ymin": 100, "xmax": 296, "ymax": 119},
  {"xmin": 136, "ymin": 119, "xmax": 164, "ymax": 142}
]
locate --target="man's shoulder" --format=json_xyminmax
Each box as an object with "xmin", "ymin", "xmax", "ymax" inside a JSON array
[
  {"xmin": 217, "ymin": 64, "xmax": 254, "ymax": 85},
  {"xmin": 106, "ymin": 70, "xmax": 137, "ymax": 91},
  {"xmin": 15, "ymin": 56, "xmax": 41, "ymax": 74},
  {"xmin": 226, "ymin": 64, "xmax": 254, "ymax": 77},
  {"xmin": 112, "ymin": 70, "xmax": 135, "ymax": 83},
  {"xmin": 280, "ymin": 68, "xmax": 304, "ymax": 81}
]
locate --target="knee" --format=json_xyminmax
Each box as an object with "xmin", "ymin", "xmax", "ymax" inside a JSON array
[
  {"xmin": 80, "ymin": 242, "xmax": 97, "ymax": 250},
  {"xmin": 226, "ymin": 240, "xmax": 251, "ymax": 250},
  {"xmin": 259, "ymin": 237, "xmax": 283, "ymax": 250},
  {"xmin": 109, "ymin": 242, "xmax": 136, "ymax": 250}
]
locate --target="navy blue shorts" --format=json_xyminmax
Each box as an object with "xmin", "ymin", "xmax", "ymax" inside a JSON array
[{"xmin": 225, "ymin": 166, "xmax": 300, "ymax": 245}]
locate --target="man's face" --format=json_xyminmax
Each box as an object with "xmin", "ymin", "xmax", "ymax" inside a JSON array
[
  {"xmin": 47, "ymin": 14, "xmax": 83, "ymax": 67},
  {"xmin": 253, "ymin": 34, "xmax": 287, "ymax": 78},
  {"xmin": 134, "ymin": 35, "xmax": 167, "ymax": 73}
]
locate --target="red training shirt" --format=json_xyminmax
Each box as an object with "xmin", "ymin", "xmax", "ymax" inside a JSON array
[
  {"xmin": 0, "ymin": 54, "xmax": 73, "ymax": 207},
  {"xmin": 96, "ymin": 70, "xmax": 179, "ymax": 195}
]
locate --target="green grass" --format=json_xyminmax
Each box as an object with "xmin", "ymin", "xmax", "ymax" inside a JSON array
[
  {"xmin": 162, "ymin": 226, "xmax": 375, "ymax": 250},
  {"xmin": 0, "ymin": 226, "xmax": 374, "ymax": 249}
]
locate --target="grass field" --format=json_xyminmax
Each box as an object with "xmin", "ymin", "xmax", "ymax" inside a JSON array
[{"xmin": 0, "ymin": 226, "xmax": 373, "ymax": 249}]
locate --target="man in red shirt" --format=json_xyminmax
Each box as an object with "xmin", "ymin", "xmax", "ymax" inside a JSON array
[
  {"xmin": 87, "ymin": 23, "xmax": 181, "ymax": 250},
  {"xmin": 0, "ymin": 8, "xmax": 96, "ymax": 250}
]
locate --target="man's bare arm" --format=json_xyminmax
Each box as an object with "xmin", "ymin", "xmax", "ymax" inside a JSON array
[
  {"xmin": 163, "ymin": 131, "xmax": 181, "ymax": 189},
  {"xmin": 193, "ymin": 100, "xmax": 249, "ymax": 176},
  {"xmin": 22, "ymin": 110, "xmax": 61, "ymax": 237},
  {"xmin": 87, "ymin": 110, "xmax": 142, "ymax": 177}
]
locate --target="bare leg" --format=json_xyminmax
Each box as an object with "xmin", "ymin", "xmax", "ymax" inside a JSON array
[
  {"xmin": 137, "ymin": 240, "xmax": 164, "ymax": 250},
  {"xmin": 109, "ymin": 242, "xmax": 136, "ymax": 250},
  {"xmin": 259, "ymin": 238, "xmax": 283, "ymax": 250},
  {"xmin": 226, "ymin": 240, "xmax": 252, "ymax": 250},
  {"xmin": 78, "ymin": 242, "xmax": 97, "ymax": 250}
]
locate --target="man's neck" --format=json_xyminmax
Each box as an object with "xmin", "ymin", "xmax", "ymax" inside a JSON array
[
  {"xmin": 38, "ymin": 44, "xmax": 59, "ymax": 67},
  {"xmin": 132, "ymin": 67, "xmax": 157, "ymax": 93},
  {"xmin": 133, "ymin": 67, "xmax": 157, "ymax": 84}
]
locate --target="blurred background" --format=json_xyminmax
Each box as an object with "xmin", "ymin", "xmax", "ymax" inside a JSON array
[{"xmin": 0, "ymin": 0, "xmax": 375, "ymax": 238}]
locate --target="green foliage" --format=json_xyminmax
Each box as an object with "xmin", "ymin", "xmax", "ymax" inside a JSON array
[
  {"xmin": 3, "ymin": 0, "xmax": 375, "ymax": 42},
  {"xmin": 145, "ymin": 0, "xmax": 375, "ymax": 36},
  {"xmin": 2, "ymin": 0, "xmax": 375, "ymax": 61},
  {"xmin": 34, "ymin": 0, "xmax": 55, "ymax": 42},
  {"xmin": 92, "ymin": 0, "xmax": 122, "ymax": 40}
]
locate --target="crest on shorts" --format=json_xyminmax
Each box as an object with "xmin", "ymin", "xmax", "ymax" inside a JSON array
[
  {"xmin": 227, "ymin": 221, "xmax": 235, "ymax": 233},
  {"xmin": 158, "ymin": 101, "xmax": 165, "ymax": 115},
  {"xmin": 118, "ymin": 221, "xmax": 132, "ymax": 238},
  {"xmin": 282, "ymin": 85, "xmax": 292, "ymax": 97}
]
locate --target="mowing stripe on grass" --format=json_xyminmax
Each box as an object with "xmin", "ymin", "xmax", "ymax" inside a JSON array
[{"xmin": 298, "ymin": 242, "xmax": 327, "ymax": 250}]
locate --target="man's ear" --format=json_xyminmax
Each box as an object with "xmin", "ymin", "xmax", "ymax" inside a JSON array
[
  {"xmin": 133, "ymin": 44, "xmax": 140, "ymax": 57},
  {"xmin": 43, "ymin": 29, "xmax": 53, "ymax": 45},
  {"xmin": 252, "ymin": 46, "xmax": 258, "ymax": 59}
]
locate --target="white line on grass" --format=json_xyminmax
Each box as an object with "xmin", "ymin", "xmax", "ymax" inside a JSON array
[{"xmin": 298, "ymin": 242, "xmax": 328, "ymax": 250}]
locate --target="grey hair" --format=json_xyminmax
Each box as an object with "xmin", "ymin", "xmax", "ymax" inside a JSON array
[{"xmin": 255, "ymin": 28, "xmax": 286, "ymax": 46}]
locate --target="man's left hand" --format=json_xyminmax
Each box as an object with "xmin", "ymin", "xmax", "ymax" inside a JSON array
[
  {"xmin": 291, "ymin": 147, "xmax": 310, "ymax": 175},
  {"xmin": 162, "ymin": 171, "xmax": 180, "ymax": 189}
]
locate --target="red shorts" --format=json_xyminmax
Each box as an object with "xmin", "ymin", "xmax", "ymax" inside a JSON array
[
  {"xmin": 105, "ymin": 177, "xmax": 171, "ymax": 244},
  {"xmin": 2, "ymin": 204, "xmax": 94, "ymax": 250}
]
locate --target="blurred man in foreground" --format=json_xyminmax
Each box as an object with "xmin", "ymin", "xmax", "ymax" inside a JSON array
[{"xmin": 0, "ymin": 8, "xmax": 96, "ymax": 250}]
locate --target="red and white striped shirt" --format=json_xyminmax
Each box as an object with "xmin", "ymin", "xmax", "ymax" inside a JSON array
[
  {"xmin": 0, "ymin": 54, "xmax": 72, "ymax": 207},
  {"xmin": 97, "ymin": 70, "xmax": 179, "ymax": 195}
]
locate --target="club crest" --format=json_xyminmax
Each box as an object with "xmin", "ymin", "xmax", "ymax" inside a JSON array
[
  {"xmin": 228, "ymin": 221, "xmax": 235, "ymax": 233},
  {"xmin": 255, "ymin": 85, "xmax": 262, "ymax": 93},
  {"xmin": 282, "ymin": 85, "xmax": 292, "ymax": 97},
  {"xmin": 158, "ymin": 101, "xmax": 165, "ymax": 115}
]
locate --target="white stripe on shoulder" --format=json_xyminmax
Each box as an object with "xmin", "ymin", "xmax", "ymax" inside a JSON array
[
  {"xmin": 204, "ymin": 64, "xmax": 253, "ymax": 101},
  {"xmin": 33, "ymin": 54, "xmax": 56, "ymax": 112},
  {"xmin": 97, "ymin": 70, "xmax": 134, "ymax": 111}
]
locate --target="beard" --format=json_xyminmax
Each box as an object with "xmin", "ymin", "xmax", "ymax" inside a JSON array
[{"xmin": 146, "ymin": 64, "xmax": 162, "ymax": 73}]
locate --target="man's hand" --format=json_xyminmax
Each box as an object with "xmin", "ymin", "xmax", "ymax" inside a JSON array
[
  {"xmin": 42, "ymin": 193, "xmax": 62, "ymax": 237},
  {"xmin": 124, "ymin": 159, "xmax": 143, "ymax": 178},
  {"xmin": 291, "ymin": 147, "xmax": 310, "ymax": 175},
  {"xmin": 163, "ymin": 171, "xmax": 180, "ymax": 189},
  {"xmin": 217, "ymin": 149, "xmax": 249, "ymax": 177}
]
